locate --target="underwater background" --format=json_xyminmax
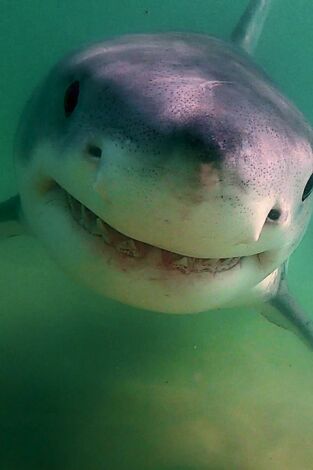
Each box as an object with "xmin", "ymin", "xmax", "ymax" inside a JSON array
[{"xmin": 1, "ymin": 0, "xmax": 313, "ymax": 468}]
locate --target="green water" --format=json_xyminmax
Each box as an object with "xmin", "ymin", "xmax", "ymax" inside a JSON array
[{"xmin": 1, "ymin": 1, "xmax": 313, "ymax": 469}]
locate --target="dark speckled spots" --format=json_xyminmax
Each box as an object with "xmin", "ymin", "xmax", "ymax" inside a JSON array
[{"xmin": 16, "ymin": 33, "xmax": 313, "ymax": 206}]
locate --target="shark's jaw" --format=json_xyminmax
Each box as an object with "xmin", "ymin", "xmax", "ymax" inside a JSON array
[
  {"xmin": 65, "ymin": 190, "xmax": 242, "ymax": 276},
  {"xmin": 17, "ymin": 171, "xmax": 302, "ymax": 314}
]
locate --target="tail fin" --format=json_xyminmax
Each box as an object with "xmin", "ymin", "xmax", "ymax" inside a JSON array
[
  {"xmin": 231, "ymin": 0, "xmax": 273, "ymax": 54},
  {"xmin": 0, "ymin": 195, "xmax": 25, "ymax": 238}
]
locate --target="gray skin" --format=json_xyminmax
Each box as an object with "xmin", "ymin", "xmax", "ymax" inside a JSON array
[{"xmin": 2, "ymin": 0, "xmax": 313, "ymax": 347}]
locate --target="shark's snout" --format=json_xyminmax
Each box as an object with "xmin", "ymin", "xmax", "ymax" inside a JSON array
[{"xmin": 83, "ymin": 132, "xmax": 288, "ymax": 261}]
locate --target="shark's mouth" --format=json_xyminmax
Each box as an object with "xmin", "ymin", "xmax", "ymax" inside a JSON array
[{"xmin": 65, "ymin": 191, "xmax": 242, "ymax": 274}]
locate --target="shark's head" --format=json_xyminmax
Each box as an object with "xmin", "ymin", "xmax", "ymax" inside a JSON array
[{"xmin": 15, "ymin": 34, "xmax": 313, "ymax": 313}]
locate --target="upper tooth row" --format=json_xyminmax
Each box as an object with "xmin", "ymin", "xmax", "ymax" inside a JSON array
[
  {"xmin": 67, "ymin": 193, "xmax": 142, "ymax": 255},
  {"xmin": 67, "ymin": 193, "xmax": 109, "ymax": 238}
]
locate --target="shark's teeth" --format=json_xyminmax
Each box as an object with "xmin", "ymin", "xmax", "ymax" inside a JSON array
[
  {"xmin": 172, "ymin": 256, "xmax": 190, "ymax": 272},
  {"xmin": 95, "ymin": 218, "xmax": 110, "ymax": 243},
  {"xmin": 67, "ymin": 193, "xmax": 81, "ymax": 221},
  {"xmin": 65, "ymin": 191, "xmax": 242, "ymax": 273},
  {"xmin": 172, "ymin": 255, "xmax": 240, "ymax": 273},
  {"xmin": 115, "ymin": 239, "xmax": 142, "ymax": 257}
]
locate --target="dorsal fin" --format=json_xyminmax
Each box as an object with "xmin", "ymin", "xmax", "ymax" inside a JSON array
[{"xmin": 231, "ymin": 0, "xmax": 273, "ymax": 55}]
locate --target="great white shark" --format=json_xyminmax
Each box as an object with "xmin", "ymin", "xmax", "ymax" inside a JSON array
[{"xmin": 1, "ymin": 0, "xmax": 313, "ymax": 347}]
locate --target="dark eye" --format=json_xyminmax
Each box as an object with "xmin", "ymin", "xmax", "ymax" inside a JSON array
[
  {"xmin": 64, "ymin": 80, "xmax": 80, "ymax": 117},
  {"xmin": 302, "ymin": 173, "xmax": 313, "ymax": 201},
  {"xmin": 267, "ymin": 208, "xmax": 281, "ymax": 221}
]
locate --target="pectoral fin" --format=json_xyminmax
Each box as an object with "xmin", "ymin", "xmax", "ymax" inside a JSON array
[{"xmin": 262, "ymin": 263, "xmax": 313, "ymax": 350}]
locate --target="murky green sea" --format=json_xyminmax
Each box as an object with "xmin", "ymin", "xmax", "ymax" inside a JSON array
[{"xmin": 1, "ymin": 1, "xmax": 313, "ymax": 469}]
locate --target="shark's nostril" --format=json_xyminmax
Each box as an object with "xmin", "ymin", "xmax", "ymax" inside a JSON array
[
  {"xmin": 267, "ymin": 208, "xmax": 281, "ymax": 222},
  {"xmin": 86, "ymin": 144, "xmax": 102, "ymax": 158}
]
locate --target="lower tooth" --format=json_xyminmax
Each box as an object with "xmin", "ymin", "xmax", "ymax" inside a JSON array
[
  {"xmin": 95, "ymin": 218, "xmax": 110, "ymax": 243},
  {"xmin": 190, "ymin": 261, "xmax": 202, "ymax": 273},
  {"xmin": 115, "ymin": 239, "xmax": 141, "ymax": 257},
  {"xmin": 193, "ymin": 259, "xmax": 217, "ymax": 273},
  {"xmin": 68, "ymin": 195, "xmax": 81, "ymax": 221},
  {"xmin": 172, "ymin": 257, "xmax": 192, "ymax": 272},
  {"xmin": 95, "ymin": 218, "xmax": 105, "ymax": 234},
  {"xmin": 80, "ymin": 205, "xmax": 94, "ymax": 229},
  {"xmin": 80, "ymin": 205, "xmax": 87, "ymax": 225},
  {"xmin": 172, "ymin": 256, "xmax": 241, "ymax": 273}
]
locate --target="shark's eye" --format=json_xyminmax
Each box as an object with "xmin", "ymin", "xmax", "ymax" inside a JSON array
[
  {"xmin": 64, "ymin": 80, "xmax": 80, "ymax": 117},
  {"xmin": 302, "ymin": 173, "xmax": 313, "ymax": 201}
]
